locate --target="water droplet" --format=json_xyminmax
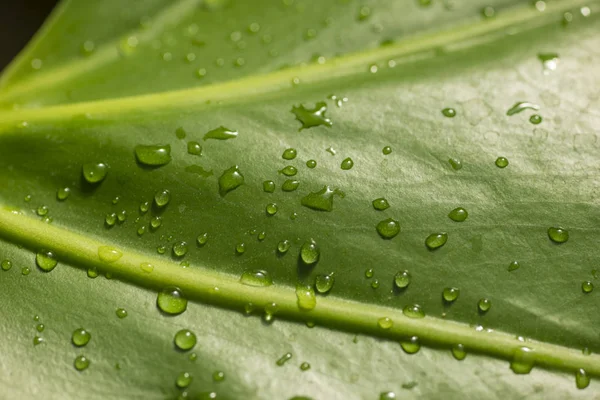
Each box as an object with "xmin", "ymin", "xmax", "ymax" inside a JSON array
[
  {"xmin": 140, "ymin": 262, "xmax": 154, "ymax": 273},
  {"xmin": 372, "ymin": 279, "xmax": 381, "ymax": 289},
  {"xmin": 105, "ymin": 212, "xmax": 117, "ymax": 227},
  {"xmin": 364, "ymin": 268, "xmax": 374, "ymax": 279},
  {"xmin": 175, "ymin": 127, "xmax": 187, "ymax": 139},
  {"xmin": 529, "ymin": 114, "xmax": 542, "ymax": 125},
  {"xmin": 73, "ymin": 355, "xmax": 90, "ymax": 371},
  {"xmin": 277, "ymin": 240, "xmax": 291, "ymax": 254},
  {"xmin": 36, "ymin": 205, "xmax": 48, "ymax": 216},
  {"xmin": 538, "ymin": 53, "xmax": 559, "ymax": 73},
  {"xmin": 203, "ymin": 126, "xmax": 238, "ymax": 141},
  {"xmin": 306, "ymin": 160, "xmax": 317, "ymax": 168},
  {"xmin": 116, "ymin": 308, "xmax": 127, "ymax": 318},
  {"xmin": 548, "ymin": 227, "xmax": 569, "ymax": 243},
  {"xmin": 296, "ymin": 284, "xmax": 316, "ymax": 310},
  {"xmin": 276, "ymin": 352, "xmax": 292, "ymax": 366},
  {"xmin": 117, "ymin": 210, "xmax": 127, "ymax": 223},
  {"xmin": 443, "ymin": 287, "xmax": 460, "ymax": 303},
  {"xmin": 452, "ymin": 344, "xmax": 466, "ymax": 360},
  {"xmin": 72, "ymin": 328, "xmax": 91, "ymax": 347},
  {"xmin": 300, "ymin": 239, "xmax": 319, "ymax": 265},
  {"xmin": 582, "ymin": 281, "xmax": 594, "ymax": 293},
  {"xmin": 392, "ymin": 270, "xmax": 410, "ymax": 289},
  {"xmin": 425, "ymin": 233, "xmax": 447, "ymax": 250},
  {"xmin": 24, "ymin": 194, "xmax": 32, "ymax": 202},
  {"xmin": 315, "ymin": 274, "xmax": 334, "ymax": 294},
  {"xmin": 1, "ymin": 259, "xmax": 12, "ymax": 271},
  {"xmin": 173, "ymin": 241, "xmax": 189, "ymax": 257},
  {"xmin": 22, "ymin": 267, "xmax": 31, "ymax": 276},
  {"xmin": 576, "ymin": 368, "xmax": 590, "ymax": 389},
  {"xmin": 376, "ymin": 218, "xmax": 400, "ymax": 239},
  {"xmin": 403, "ymin": 304, "xmax": 424, "ymax": 319},
  {"xmin": 372, "ymin": 198, "xmax": 390, "ymax": 211},
  {"xmin": 240, "ymin": 269, "xmax": 272, "ymax": 287},
  {"xmin": 139, "ymin": 201, "xmax": 150, "ymax": 213},
  {"xmin": 400, "ymin": 336, "xmax": 420, "ymax": 354},
  {"xmin": 300, "ymin": 362, "xmax": 311, "ymax": 371},
  {"xmin": 82, "ymin": 162, "xmax": 108, "ymax": 183},
  {"xmin": 157, "ymin": 287, "xmax": 188, "ymax": 315},
  {"xmin": 235, "ymin": 243, "xmax": 246, "ymax": 254},
  {"xmin": 292, "ymin": 102, "xmax": 332, "ymax": 130},
  {"xmin": 189, "ymin": 352, "xmax": 197, "ymax": 362},
  {"xmin": 478, "ymin": 298, "xmax": 491, "ymax": 313},
  {"xmin": 87, "ymin": 267, "xmax": 99, "ymax": 278},
  {"xmin": 218, "ymin": 165, "xmax": 244, "ymax": 195},
  {"xmin": 340, "ymin": 157, "xmax": 354, "ymax": 170},
  {"xmin": 442, "ymin": 108, "xmax": 456, "ymax": 118},
  {"xmin": 174, "ymin": 329, "xmax": 197, "ymax": 351},
  {"xmin": 135, "ymin": 145, "xmax": 171, "ymax": 166},
  {"xmin": 301, "ymin": 185, "xmax": 343, "ymax": 212},
  {"xmin": 382, "ymin": 146, "xmax": 392, "ymax": 155},
  {"xmin": 378, "ymin": 317, "xmax": 393, "ymax": 329},
  {"xmin": 212, "ymin": 371, "xmax": 225, "ymax": 382},
  {"xmin": 57, "ymin": 187, "xmax": 70, "ymax": 201},
  {"xmin": 280, "ymin": 166, "xmax": 298, "ymax": 176},
  {"xmin": 448, "ymin": 157, "xmax": 462, "ymax": 170},
  {"xmin": 149, "ymin": 216, "xmax": 162, "ymax": 230},
  {"xmin": 154, "ymin": 189, "xmax": 171, "ymax": 207},
  {"xmin": 81, "ymin": 40, "xmax": 95, "ymax": 55},
  {"xmin": 495, "ymin": 157, "xmax": 509, "ymax": 168},
  {"xmin": 176, "ymin": 372, "xmax": 193, "ymax": 388},
  {"xmin": 510, "ymin": 347, "xmax": 535, "ymax": 374},
  {"xmin": 357, "ymin": 5, "xmax": 371, "ymax": 20},
  {"xmin": 508, "ymin": 261, "xmax": 520, "ymax": 271},
  {"xmin": 266, "ymin": 203, "xmax": 278, "ymax": 216},
  {"xmin": 98, "ymin": 246, "xmax": 122, "ymax": 263},
  {"xmin": 36, "ymin": 323, "xmax": 45, "ymax": 332},
  {"xmin": 282, "ymin": 179, "xmax": 300, "ymax": 192},
  {"xmin": 36, "ymin": 250, "xmax": 57, "ymax": 272},
  {"xmin": 197, "ymin": 233, "xmax": 208, "ymax": 246},
  {"xmin": 506, "ymin": 102, "xmax": 540, "ymax": 116},
  {"xmin": 282, "ymin": 148, "xmax": 297, "ymax": 160},
  {"xmin": 187, "ymin": 141, "xmax": 202, "ymax": 155},
  {"xmin": 33, "ymin": 335, "xmax": 44, "ymax": 346},
  {"xmin": 379, "ymin": 392, "xmax": 396, "ymax": 400},
  {"xmin": 448, "ymin": 207, "xmax": 468, "ymax": 222},
  {"xmin": 263, "ymin": 180, "xmax": 276, "ymax": 193}
]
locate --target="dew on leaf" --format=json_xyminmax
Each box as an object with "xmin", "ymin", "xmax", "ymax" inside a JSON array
[
  {"xmin": 529, "ymin": 114, "xmax": 542, "ymax": 125},
  {"xmin": 150, "ymin": 216, "xmax": 162, "ymax": 230},
  {"xmin": 300, "ymin": 239, "xmax": 319, "ymax": 265},
  {"xmin": 576, "ymin": 368, "xmax": 590, "ymax": 389},
  {"xmin": 400, "ymin": 336, "xmax": 420, "ymax": 354},
  {"xmin": 262, "ymin": 180, "xmax": 276, "ymax": 193},
  {"xmin": 240, "ymin": 270, "xmax": 272, "ymax": 287},
  {"xmin": 36, "ymin": 323, "xmax": 45, "ymax": 332},
  {"xmin": 300, "ymin": 362, "xmax": 311, "ymax": 371},
  {"xmin": 72, "ymin": 328, "xmax": 91, "ymax": 347},
  {"xmin": 538, "ymin": 53, "xmax": 559, "ymax": 73},
  {"xmin": 33, "ymin": 336, "xmax": 44, "ymax": 346},
  {"xmin": 197, "ymin": 233, "xmax": 209, "ymax": 246},
  {"xmin": 280, "ymin": 166, "xmax": 298, "ymax": 176},
  {"xmin": 508, "ymin": 261, "xmax": 520, "ymax": 271},
  {"xmin": 87, "ymin": 267, "xmax": 99, "ymax": 278},
  {"xmin": 315, "ymin": 274, "xmax": 334, "ymax": 294},
  {"xmin": 135, "ymin": 144, "xmax": 171, "ymax": 166},
  {"xmin": 266, "ymin": 203, "xmax": 278, "ymax": 216},
  {"xmin": 98, "ymin": 246, "xmax": 122, "ymax": 263},
  {"xmin": 140, "ymin": 262, "xmax": 154, "ymax": 273},
  {"xmin": 173, "ymin": 241, "xmax": 189, "ymax": 257},
  {"xmin": 301, "ymin": 185, "xmax": 343, "ymax": 212},
  {"xmin": 116, "ymin": 308, "xmax": 128, "ymax": 319},
  {"xmin": 157, "ymin": 287, "xmax": 188, "ymax": 315},
  {"xmin": 448, "ymin": 157, "xmax": 462, "ymax": 170},
  {"xmin": 378, "ymin": 317, "xmax": 393, "ymax": 330},
  {"xmin": 278, "ymin": 240, "xmax": 291, "ymax": 254},
  {"xmin": 74, "ymin": 355, "xmax": 90, "ymax": 371},
  {"xmin": 154, "ymin": 189, "xmax": 171, "ymax": 207},
  {"xmin": 448, "ymin": 207, "xmax": 468, "ymax": 222},
  {"xmin": 506, "ymin": 102, "xmax": 540, "ymax": 116},
  {"xmin": 175, "ymin": 127, "xmax": 186, "ymax": 139},
  {"xmin": 376, "ymin": 218, "xmax": 400, "ymax": 239},
  {"xmin": 282, "ymin": 148, "xmax": 297, "ymax": 160},
  {"xmin": 372, "ymin": 198, "xmax": 390, "ymax": 211},
  {"xmin": 582, "ymin": 281, "xmax": 593, "ymax": 293},
  {"xmin": 218, "ymin": 166, "xmax": 244, "ymax": 195},
  {"xmin": 394, "ymin": 270, "xmax": 410, "ymax": 289},
  {"xmin": 105, "ymin": 212, "xmax": 117, "ymax": 227},
  {"xmin": 292, "ymin": 102, "xmax": 332, "ymax": 130},
  {"xmin": 403, "ymin": 304, "xmax": 424, "ymax": 319},
  {"xmin": 510, "ymin": 347, "xmax": 535, "ymax": 374},
  {"xmin": 478, "ymin": 298, "xmax": 492, "ymax": 313},
  {"xmin": 203, "ymin": 126, "xmax": 238, "ymax": 141},
  {"xmin": 442, "ymin": 108, "xmax": 456, "ymax": 117},
  {"xmin": 282, "ymin": 179, "xmax": 300, "ymax": 192},
  {"xmin": 548, "ymin": 227, "xmax": 569, "ymax": 243},
  {"xmin": 213, "ymin": 371, "xmax": 225, "ymax": 382},
  {"xmin": 36, "ymin": 250, "xmax": 57, "ymax": 272},
  {"xmin": 174, "ymin": 329, "xmax": 197, "ymax": 351},
  {"xmin": 56, "ymin": 187, "xmax": 70, "ymax": 201},
  {"xmin": 365, "ymin": 268, "xmax": 374, "ymax": 279},
  {"xmin": 187, "ymin": 141, "xmax": 202, "ymax": 155},
  {"xmin": 425, "ymin": 233, "xmax": 448, "ymax": 250},
  {"xmin": 1, "ymin": 259, "xmax": 12, "ymax": 271},
  {"xmin": 306, "ymin": 160, "xmax": 317, "ymax": 168},
  {"xmin": 36, "ymin": 205, "xmax": 48, "ymax": 216},
  {"xmin": 495, "ymin": 157, "xmax": 509, "ymax": 168},
  {"xmin": 382, "ymin": 146, "xmax": 392, "ymax": 155},
  {"xmin": 379, "ymin": 392, "xmax": 396, "ymax": 400},
  {"xmin": 235, "ymin": 243, "xmax": 246, "ymax": 254},
  {"xmin": 340, "ymin": 157, "xmax": 354, "ymax": 170},
  {"xmin": 176, "ymin": 372, "xmax": 193, "ymax": 388},
  {"xmin": 296, "ymin": 284, "xmax": 317, "ymax": 310},
  {"xmin": 22, "ymin": 267, "xmax": 31, "ymax": 275},
  {"xmin": 276, "ymin": 352, "xmax": 293, "ymax": 366},
  {"xmin": 117, "ymin": 210, "xmax": 127, "ymax": 223},
  {"xmin": 443, "ymin": 287, "xmax": 460, "ymax": 303},
  {"xmin": 139, "ymin": 201, "xmax": 150, "ymax": 213},
  {"xmin": 137, "ymin": 226, "xmax": 146, "ymax": 236},
  {"xmin": 452, "ymin": 344, "xmax": 467, "ymax": 360}
]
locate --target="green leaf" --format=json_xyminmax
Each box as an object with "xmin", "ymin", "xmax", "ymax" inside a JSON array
[{"xmin": 1, "ymin": 0, "xmax": 599, "ymax": 398}]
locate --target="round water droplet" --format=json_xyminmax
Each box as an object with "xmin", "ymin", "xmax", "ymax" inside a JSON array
[
  {"xmin": 36, "ymin": 205, "xmax": 48, "ymax": 216},
  {"xmin": 378, "ymin": 317, "xmax": 393, "ymax": 330},
  {"xmin": 157, "ymin": 287, "xmax": 188, "ymax": 315},
  {"xmin": 400, "ymin": 336, "xmax": 420, "ymax": 354},
  {"xmin": 576, "ymin": 368, "xmax": 590, "ymax": 389},
  {"xmin": 278, "ymin": 240, "xmax": 291, "ymax": 254},
  {"xmin": 176, "ymin": 372, "xmax": 193, "ymax": 388},
  {"xmin": 376, "ymin": 218, "xmax": 400, "ymax": 239},
  {"xmin": 266, "ymin": 203, "xmax": 278, "ymax": 215},
  {"xmin": 403, "ymin": 304, "xmax": 424, "ymax": 319},
  {"xmin": 282, "ymin": 148, "xmax": 297, "ymax": 160},
  {"xmin": 382, "ymin": 146, "xmax": 392, "ymax": 155},
  {"xmin": 582, "ymin": 281, "xmax": 594, "ymax": 293},
  {"xmin": 154, "ymin": 189, "xmax": 171, "ymax": 207},
  {"xmin": 197, "ymin": 233, "xmax": 208, "ymax": 246},
  {"xmin": 495, "ymin": 157, "xmax": 509, "ymax": 168},
  {"xmin": 448, "ymin": 207, "xmax": 468, "ymax": 222},
  {"xmin": 137, "ymin": 226, "xmax": 147, "ymax": 236},
  {"xmin": 213, "ymin": 371, "xmax": 225, "ymax": 382},
  {"xmin": 365, "ymin": 268, "xmax": 374, "ymax": 279},
  {"xmin": 452, "ymin": 344, "xmax": 466, "ymax": 360},
  {"xmin": 36, "ymin": 250, "xmax": 57, "ymax": 272},
  {"xmin": 306, "ymin": 160, "xmax": 317, "ymax": 168},
  {"xmin": 140, "ymin": 262, "xmax": 154, "ymax": 273},
  {"xmin": 443, "ymin": 287, "xmax": 460, "ymax": 303},
  {"xmin": 529, "ymin": 114, "xmax": 542, "ymax": 125},
  {"xmin": 105, "ymin": 212, "xmax": 117, "ymax": 227},
  {"xmin": 257, "ymin": 231, "xmax": 266, "ymax": 241},
  {"xmin": 82, "ymin": 162, "xmax": 108, "ymax": 183},
  {"xmin": 300, "ymin": 239, "xmax": 319, "ymax": 264},
  {"xmin": 236, "ymin": 243, "xmax": 246, "ymax": 254},
  {"xmin": 296, "ymin": 284, "xmax": 316, "ymax": 310},
  {"xmin": 22, "ymin": 267, "xmax": 31, "ymax": 276},
  {"xmin": 240, "ymin": 269, "xmax": 272, "ymax": 287},
  {"xmin": 372, "ymin": 198, "xmax": 390, "ymax": 211},
  {"xmin": 72, "ymin": 328, "xmax": 91, "ymax": 347},
  {"xmin": 174, "ymin": 329, "xmax": 197, "ymax": 351},
  {"xmin": 442, "ymin": 108, "xmax": 456, "ymax": 118},
  {"xmin": 394, "ymin": 270, "xmax": 411, "ymax": 289},
  {"xmin": 116, "ymin": 308, "xmax": 128, "ymax": 319},
  {"xmin": 478, "ymin": 298, "xmax": 491, "ymax": 313},
  {"xmin": 57, "ymin": 187, "xmax": 70, "ymax": 201},
  {"xmin": 263, "ymin": 180, "xmax": 275, "ymax": 193},
  {"xmin": 300, "ymin": 362, "xmax": 311, "ymax": 371},
  {"xmin": 425, "ymin": 233, "xmax": 448, "ymax": 250},
  {"xmin": 135, "ymin": 144, "xmax": 171, "ymax": 166},
  {"xmin": 187, "ymin": 141, "xmax": 202, "ymax": 155},
  {"xmin": 315, "ymin": 274, "xmax": 334, "ymax": 294},
  {"xmin": 280, "ymin": 166, "xmax": 298, "ymax": 176},
  {"xmin": 74, "ymin": 355, "xmax": 90, "ymax": 371},
  {"xmin": 380, "ymin": 392, "xmax": 396, "ymax": 400},
  {"xmin": 173, "ymin": 241, "xmax": 189, "ymax": 257},
  {"xmin": 36, "ymin": 323, "xmax": 45, "ymax": 332},
  {"xmin": 448, "ymin": 157, "xmax": 462, "ymax": 170},
  {"xmin": 150, "ymin": 216, "xmax": 162, "ymax": 230},
  {"xmin": 548, "ymin": 227, "xmax": 568, "ymax": 243},
  {"xmin": 282, "ymin": 179, "xmax": 300, "ymax": 192},
  {"xmin": 508, "ymin": 261, "xmax": 520, "ymax": 271},
  {"xmin": 219, "ymin": 165, "xmax": 244, "ymax": 195},
  {"xmin": 276, "ymin": 352, "xmax": 293, "ymax": 366},
  {"xmin": 510, "ymin": 347, "xmax": 535, "ymax": 374},
  {"xmin": 98, "ymin": 246, "xmax": 122, "ymax": 263},
  {"xmin": 1, "ymin": 259, "xmax": 12, "ymax": 271},
  {"xmin": 340, "ymin": 157, "xmax": 354, "ymax": 170}
]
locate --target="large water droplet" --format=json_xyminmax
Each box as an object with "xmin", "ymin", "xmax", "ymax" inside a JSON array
[
  {"xmin": 400, "ymin": 336, "xmax": 420, "ymax": 354},
  {"xmin": 510, "ymin": 347, "xmax": 535, "ymax": 374},
  {"xmin": 394, "ymin": 270, "xmax": 410, "ymax": 289},
  {"xmin": 72, "ymin": 328, "xmax": 91, "ymax": 347},
  {"xmin": 296, "ymin": 284, "xmax": 316, "ymax": 310},
  {"xmin": 425, "ymin": 233, "xmax": 447, "ymax": 250},
  {"xmin": 82, "ymin": 162, "xmax": 108, "ymax": 183},
  {"xmin": 301, "ymin": 185, "xmax": 343, "ymax": 212},
  {"xmin": 187, "ymin": 141, "xmax": 202, "ymax": 155},
  {"xmin": 376, "ymin": 218, "xmax": 400, "ymax": 239},
  {"xmin": 218, "ymin": 165, "xmax": 244, "ymax": 195},
  {"xmin": 203, "ymin": 126, "xmax": 238, "ymax": 140},
  {"xmin": 36, "ymin": 250, "xmax": 57, "ymax": 272},
  {"xmin": 300, "ymin": 239, "xmax": 320, "ymax": 265},
  {"xmin": 291, "ymin": 102, "xmax": 332, "ymax": 130},
  {"xmin": 548, "ymin": 227, "xmax": 568, "ymax": 243},
  {"xmin": 174, "ymin": 329, "xmax": 197, "ymax": 351},
  {"xmin": 157, "ymin": 287, "xmax": 188, "ymax": 315},
  {"xmin": 448, "ymin": 207, "xmax": 468, "ymax": 222},
  {"xmin": 154, "ymin": 189, "xmax": 171, "ymax": 207},
  {"xmin": 135, "ymin": 144, "xmax": 171, "ymax": 166},
  {"xmin": 582, "ymin": 281, "xmax": 594, "ymax": 293},
  {"xmin": 506, "ymin": 102, "xmax": 540, "ymax": 116},
  {"xmin": 315, "ymin": 273, "xmax": 334, "ymax": 294},
  {"xmin": 240, "ymin": 269, "xmax": 273, "ymax": 287},
  {"xmin": 576, "ymin": 368, "xmax": 590, "ymax": 389},
  {"xmin": 263, "ymin": 180, "xmax": 275, "ymax": 193},
  {"xmin": 1, "ymin": 259, "xmax": 12, "ymax": 271}
]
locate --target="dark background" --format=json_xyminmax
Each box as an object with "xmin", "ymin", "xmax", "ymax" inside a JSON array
[{"xmin": 0, "ymin": 0, "xmax": 58, "ymax": 72}]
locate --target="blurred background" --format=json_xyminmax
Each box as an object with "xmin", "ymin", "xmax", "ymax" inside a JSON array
[{"xmin": 0, "ymin": 0, "xmax": 58, "ymax": 72}]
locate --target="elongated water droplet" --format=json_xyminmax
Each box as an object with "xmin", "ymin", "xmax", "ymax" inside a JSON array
[
  {"xmin": 276, "ymin": 352, "xmax": 292, "ymax": 366},
  {"xmin": 278, "ymin": 240, "xmax": 291, "ymax": 254},
  {"xmin": 425, "ymin": 233, "xmax": 447, "ymax": 250},
  {"xmin": 82, "ymin": 162, "xmax": 108, "ymax": 183},
  {"xmin": 443, "ymin": 287, "xmax": 460, "ymax": 302},
  {"xmin": 173, "ymin": 241, "xmax": 189, "ymax": 257},
  {"xmin": 376, "ymin": 218, "xmax": 400, "ymax": 239},
  {"xmin": 116, "ymin": 308, "xmax": 127, "ymax": 318},
  {"xmin": 291, "ymin": 102, "xmax": 332, "ymax": 130},
  {"xmin": 72, "ymin": 328, "xmax": 91, "ymax": 347},
  {"xmin": 240, "ymin": 269, "xmax": 272, "ymax": 287},
  {"xmin": 282, "ymin": 179, "xmax": 300, "ymax": 192},
  {"xmin": 301, "ymin": 185, "xmax": 343, "ymax": 212},
  {"xmin": 442, "ymin": 108, "xmax": 456, "ymax": 117},
  {"xmin": 135, "ymin": 144, "xmax": 171, "ymax": 166},
  {"xmin": 548, "ymin": 227, "xmax": 568, "ymax": 243},
  {"xmin": 117, "ymin": 210, "xmax": 127, "ymax": 222},
  {"xmin": 36, "ymin": 250, "xmax": 57, "ymax": 272},
  {"xmin": 582, "ymin": 281, "xmax": 594, "ymax": 293},
  {"xmin": 452, "ymin": 344, "xmax": 466, "ymax": 360},
  {"xmin": 315, "ymin": 274, "xmax": 334, "ymax": 294},
  {"xmin": 203, "ymin": 126, "xmax": 238, "ymax": 141},
  {"xmin": 495, "ymin": 157, "xmax": 509, "ymax": 168},
  {"xmin": 154, "ymin": 189, "xmax": 171, "ymax": 207},
  {"xmin": 218, "ymin": 165, "xmax": 244, "ymax": 195},
  {"xmin": 174, "ymin": 329, "xmax": 197, "ymax": 351},
  {"xmin": 150, "ymin": 216, "xmax": 162, "ymax": 230},
  {"xmin": 378, "ymin": 317, "xmax": 393, "ymax": 329},
  {"xmin": 157, "ymin": 287, "xmax": 188, "ymax": 315},
  {"xmin": 1, "ymin": 259, "xmax": 12, "ymax": 271},
  {"xmin": 403, "ymin": 304, "xmax": 424, "ymax": 319},
  {"xmin": 98, "ymin": 246, "xmax": 122, "ymax": 263},
  {"xmin": 372, "ymin": 198, "xmax": 389, "ymax": 211},
  {"xmin": 296, "ymin": 284, "xmax": 316, "ymax": 310},
  {"xmin": 282, "ymin": 148, "xmax": 297, "ymax": 160},
  {"xmin": 280, "ymin": 166, "xmax": 298, "ymax": 176},
  {"xmin": 448, "ymin": 157, "xmax": 462, "ymax": 170},
  {"xmin": 176, "ymin": 372, "xmax": 193, "ymax": 388},
  {"xmin": 576, "ymin": 368, "xmax": 590, "ymax": 389},
  {"xmin": 510, "ymin": 347, "xmax": 535, "ymax": 374},
  {"xmin": 300, "ymin": 239, "xmax": 319, "ymax": 265},
  {"xmin": 478, "ymin": 298, "xmax": 491, "ymax": 313},
  {"xmin": 57, "ymin": 187, "xmax": 70, "ymax": 201},
  {"xmin": 400, "ymin": 336, "xmax": 420, "ymax": 354},
  {"xmin": 140, "ymin": 262, "xmax": 154, "ymax": 273},
  {"xmin": 105, "ymin": 212, "xmax": 117, "ymax": 227},
  {"xmin": 263, "ymin": 180, "xmax": 275, "ymax": 193},
  {"xmin": 448, "ymin": 207, "xmax": 468, "ymax": 222},
  {"xmin": 506, "ymin": 102, "xmax": 540, "ymax": 116},
  {"xmin": 140, "ymin": 201, "xmax": 150, "ymax": 213},
  {"xmin": 508, "ymin": 260, "xmax": 520, "ymax": 271},
  {"xmin": 187, "ymin": 141, "xmax": 202, "ymax": 155},
  {"xmin": 74, "ymin": 355, "xmax": 90, "ymax": 371},
  {"xmin": 340, "ymin": 157, "xmax": 354, "ymax": 170}
]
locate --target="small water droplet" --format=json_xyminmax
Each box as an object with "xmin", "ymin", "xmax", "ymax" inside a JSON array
[
  {"xmin": 203, "ymin": 126, "xmax": 238, "ymax": 141},
  {"xmin": 378, "ymin": 317, "xmax": 393, "ymax": 330},
  {"xmin": 372, "ymin": 198, "xmax": 390, "ymax": 211},
  {"xmin": 280, "ymin": 166, "xmax": 298, "ymax": 176},
  {"xmin": 508, "ymin": 261, "xmax": 520, "ymax": 271},
  {"xmin": 98, "ymin": 246, "xmax": 122, "ymax": 263},
  {"xmin": 266, "ymin": 203, "xmax": 278, "ymax": 216},
  {"xmin": 87, "ymin": 267, "xmax": 98, "ymax": 278},
  {"xmin": 282, "ymin": 148, "xmax": 297, "ymax": 160},
  {"xmin": 173, "ymin": 241, "xmax": 189, "ymax": 257},
  {"xmin": 140, "ymin": 262, "xmax": 154, "ymax": 273},
  {"xmin": 212, "ymin": 371, "xmax": 225, "ymax": 382},
  {"xmin": 478, "ymin": 298, "xmax": 492, "ymax": 313},
  {"xmin": 365, "ymin": 268, "xmax": 374, "ymax": 279},
  {"xmin": 442, "ymin": 108, "xmax": 456, "ymax": 118},
  {"xmin": 400, "ymin": 336, "xmax": 420, "ymax": 354},
  {"xmin": 277, "ymin": 240, "xmax": 291, "ymax": 254},
  {"xmin": 379, "ymin": 392, "xmax": 396, "ymax": 400},
  {"xmin": 510, "ymin": 347, "xmax": 535, "ymax": 374},
  {"xmin": 576, "ymin": 368, "xmax": 590, "ymax": 389},
  {"xmin": 36, "ymin": 205, "xmax": 48, "ymax": 216},
  {"xmin": 292, "ymin": 102, "xmax": 332, "ymax": 130},
  {"xmin": 376, "ymin": 218, "xmax": 400, "ymax": 239},
  {"xmin": 150, "ymin": 216, "xmax": 162, "ymax": 230},
  {"xmin": 425, "ymin": 233, "xmax": 447, "ymax": 250},
  {"xmin": 187, "ymin": 141, "xmax": 202, "ymax": 155},
  {"xmin": 134, "ymin": 145, "xmax": 171, "ymax": 166},
  {"xmin": 301, "ymin": 185, "xmax": 343, "ymax": 212},
  {"xmin": 452, "ymin": 344, "xmax": 466, "ymax": 360},
  {"xmin": 296, "ymin": 284, "xmax": 316, "ymax": 310},
  {"xmin": 157, "ymin": 287, "xmax": 188, "ymax": 315},
  {"xmin": 548, "ymin": 227, "xmax": 569, "ymax": 243},
  {"xmin": 72, "ymin": 328, "xmax": 91, "ymax": 347},
  {"xmin": 36, "ymin": 250, "xmax": 57, "ymax": 272},
  {"xmin": 282, "ymin": 179, "xmax": 300, "ymax": 192},
  {"xmin": 300, "ymin": 239, "xmax": 319, "ymax": 265},
  {"xmin": 73, "ymin": 355, "xmax": 90, "ymax": 371},
  {"xmin": 394, "ymin": 270, "xmax": 410, "ymax": 289},
  {"xmin": 235, "ymin": 243, "xmax": 246, "ymax": 254},
  {"xmin": 315, "ymin": 273, "xmax": 334, "ymax": 294},
  {"xmin": 105, "ymin": 212, "xmax": 117, "ymax": 227},
  {"xmin": 1, "ymin": 259, "xmax": 12, "ymax": 271},
  {"xmin": 36, "ymin": 323, "xmax": 44, "ymax": 332},
  {"xmin": 116, "ymin": 308, "xmax": 128, "ymax": 318},
  {"xmin": 340, "ymin": 157, "xmax": 354, "ymax": 170},
  {"xmin": 582, "ymin": 281, "xmax": 594, "ymax": 293},
  {"xmin": 276, "ymin": 352, "xmax": 293, "ymax": 366},
  {"xmin": 448, "ymin": 207, "xmax": 468, "ymax": 222},
  {"xmin": 448, "ymin": 157, "xmax": 462, "ymax": 170},
  {"xmin": 306, "ymin": 160, "xmax": 317, "ymax": 168},
  {"xmin": 443, "ymin": 287, "xmax": 460, "ymax": 303},
  {"xmin": 33, "ymin": 335, "xmax": 44, "ymax": 346},
  {"xmin": 240, "ymin": 269, "xmax": 272, "ymax": 287},
  {"xmin": 506, "ymin": 102, "xmax": 540, "ymax": 116},
  {"xmin": 117, "ymin": 210, "xmax": 127, "ymax": 223},
  {"xmin": 403, "ymin": 304, "xmax": 425, "ymax": 319},
  {"xmin": 154, "ymin": 189, "xmax": 171, "ymax": 207},
  {"xmin": 300, "ymin": 362, "xmax": 311, "ymax": 371},
  {"xmin": 263, "ymin": 180, "xmax": 276, "ymax": 193},
  {"xmin": 139, "ymin": 201, "xmax": 150, "ymax": 213},
  {"xmin": 22, "ymin": 266, "xmax": 31, "ymax": 276},
  {"xmin": 56, "ymin": 187, "xmax": 70, "ymax": 201},
  {"xmin": 176, "ymin": 372, "xmax": 193, "ymax": 388},
  {"xmin": 174, "ymin": 329, "xmax": 197, "ymax": 351},
  {"xmin": 382, "ymin": 146, "xmax": 392, "ymax": 155},
  {"xmin": 495, "ymin": 157, "xmax": 509, "ymax": 168},
  {"xmin": 218, "ymin": 165, "xmax": 244, "ymax": 195},
  {"xmin": 197, "ymin": 233, "xmax": 209, "ymax": 246},
  {"xmin": 529, "ymin": 114, "xmax": 542, "ymax": 125}
]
